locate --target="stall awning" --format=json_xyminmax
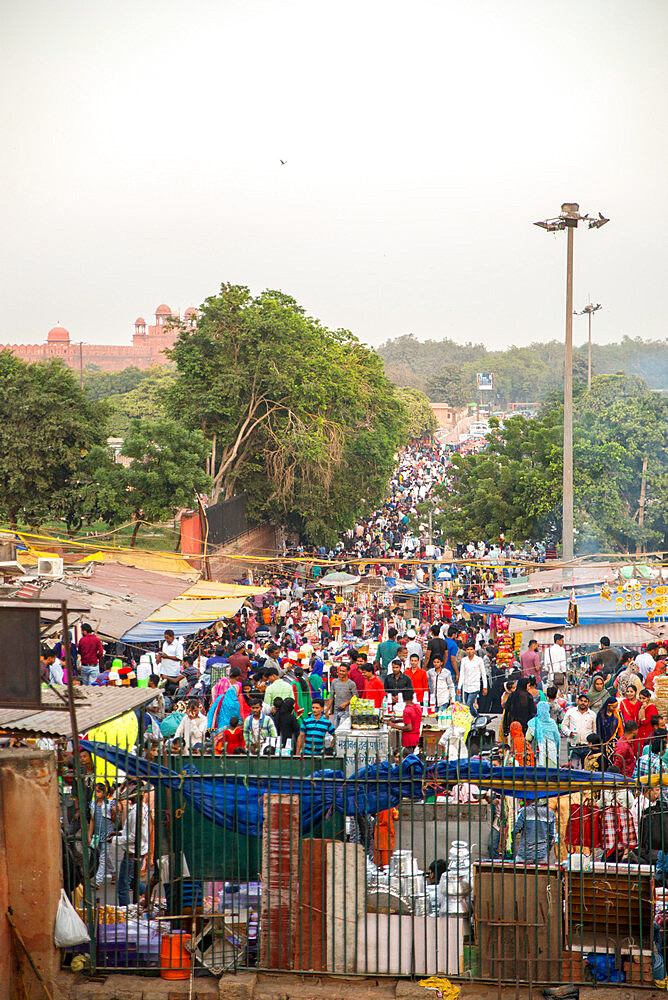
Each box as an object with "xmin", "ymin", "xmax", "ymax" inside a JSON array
[
  {"xmin": 179, "ymin": 581, "xmax": 268, "ymax": 598},
  {"xmin": 121, "ymin": 596, "xmax": 248, "ymax": 642},
  {"xmin": 531, "ymin": 620, "xmax": 668, "ymax": 646},
  {"xmin": 467, "ymin": 587, "xmax": 663, "ymax": 627},
  {"xmin": 0, "ymin": 686, "xmax": 159, "ymax": 739}
]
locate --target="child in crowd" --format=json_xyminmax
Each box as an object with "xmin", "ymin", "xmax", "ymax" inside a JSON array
[
  {"xmin": 89, "ymin": 781, "xmax": 117, "ymax": 887},
  {"xmin": 218, "ymin": 716, "xmax": 246, "ymax": 754}
]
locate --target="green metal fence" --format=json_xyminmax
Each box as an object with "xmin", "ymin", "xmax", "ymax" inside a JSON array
[{"xmin": 60, "ymin": 740, "xmax": 668, "ymax": 987}]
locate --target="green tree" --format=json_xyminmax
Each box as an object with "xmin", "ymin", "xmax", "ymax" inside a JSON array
[
  {"xmin": 167, "ymin": 283, "xmax": 407, "ymax": 543},
  {"xmin": 119, "ymin": 419, "xmax": 210, "ymax": 545},
  {"xmin": 395, "ymin": 387, "xmax": 438, "ymax": 438},
  {"xmin": 83, "ymin": 365, "xmax": 148, "ymax": 400},
  {"xmin": 104, "ymin": 366, "xmax": 176, "ymax": 436},
  {"xmin": 422, "ymin": 374, "xmax": 668, "ymax": 553},
  {"xmin": 0, "ymin": 351, "xmax": 109, "ymax": 529},
  {"xmin": 426, "ymin": 366, "xmax": 473, "ymax": 406}
]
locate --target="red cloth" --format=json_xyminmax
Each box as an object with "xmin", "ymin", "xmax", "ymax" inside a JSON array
[
  {"xmin": 401, "ymin": 702, "xmax": 423, "ymax": 748},
  {"xmin": 565, "ymin": 800, "xmax": 602, "ymax": 849},
  {"xmin": 646, "ymin": 661, "xmax": 666, "ymax": 692},
  {"xmin": 405, "ymin": 666, "xmax": 429, "ymax": 701},
  {"xmin": 364, "ymin": 675, "xmax": 386, "ymax": 709},
  {"xmin": 619, "ymin": 698, "xmax": 641, "ymax": 724},
  {"xmin": 612, "ymin": 735, "xmax": 637, "ymax": 777},
  {"xmin": 78, "ymin": 633, "xmax": 104, "ymax": 666},
  {"xmin": 637, "ymin": 703, "xmax": 658, "ymax": 746}
]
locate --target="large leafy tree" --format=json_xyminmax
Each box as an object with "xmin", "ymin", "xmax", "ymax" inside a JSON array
[
  {"xmin": 0, "ymin": 351, "xmax": 110, "ymax": 528},
  {"xmin": 166, "ymin": 283, "xmax": 407, "ymax": 543},
  {"xmin": 395, "ymin": 387, "xmax": 439, "ymax": 439},
  {"xmin": 117, "ymin": 419, "xmax": 210, "ymax": 545},
  {"xmin": 424, "ymin": 374, "xmax": 668, "ymax": 553}
]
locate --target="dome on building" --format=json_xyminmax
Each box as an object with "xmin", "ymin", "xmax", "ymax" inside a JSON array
[
  {"xmin": 184, "ymin": 306, "xmax": 197, "ymax": 316},
  {"xmin": 47, "ymin": 325, "xmax": 70, "ymax": 343},
  {"xmin": 155, "ymin": 304, "xmax": 172, "ymax": 316},
  {"xmin": 135, "ymin": 316, "xmax": 146, "ymax": 325}
]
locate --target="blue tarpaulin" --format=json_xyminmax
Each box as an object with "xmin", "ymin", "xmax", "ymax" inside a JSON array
[
  {"xmin": 81, "ymin": 741, "xmax": 425, "ymax": 836},
  {"xmin": 81, "ymin": 742, "xmax": 629, "ymax": 835},
  {"xmin": 426, "ymin": 759, "xmax": 627, "ymax": 799},
  {"xmin": 464, "ymin": 587, "xmax": 661, "ymax": 626}
]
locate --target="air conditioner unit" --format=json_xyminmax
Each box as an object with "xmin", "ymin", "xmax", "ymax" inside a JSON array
[{"xmin": 37, "ymin": 557, "xmax": 64, "ymax": 578}]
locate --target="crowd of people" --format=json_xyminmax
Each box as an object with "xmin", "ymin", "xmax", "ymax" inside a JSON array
[{"xmin": 26, "ymin": 439, "xmax": 668, "ymax": 909}]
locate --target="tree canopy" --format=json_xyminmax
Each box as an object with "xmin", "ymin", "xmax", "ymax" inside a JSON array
[
  {"xmin": 379, "ymin": 333, "xmax": 668, "ymax": 407},
  {"xmin": 0, "ymin": 352, "xmax": 209, "ymax": 541},
  {"xmin": 0, "ymin": 351, "xmax": 109, "ymax": 528},
  {"xmin": 423, "ymin": 374, "xmax": 668, "ymax": 553},
  {"xmin": 166, "ymin": 283, "xmax": 407, "ymax": 543},
  {"xmin": 394, "ymin": 387, "xmax": 439, "ymax": 439}
]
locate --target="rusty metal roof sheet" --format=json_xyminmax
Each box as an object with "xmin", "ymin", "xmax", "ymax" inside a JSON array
[
  {"xmin": 0, "ymin": 686, "xmax": 159, "ymax": 738},
  {"xmin": 37, "ymin": 562, "xmax": 194, "ymax": 641}
]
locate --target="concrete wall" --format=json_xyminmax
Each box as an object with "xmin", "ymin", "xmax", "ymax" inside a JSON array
[{"xmin": 0, "ymin": 750, "xmax": 63, "ymax": 1000}]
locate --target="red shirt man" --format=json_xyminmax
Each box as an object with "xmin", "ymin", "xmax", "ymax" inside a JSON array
[
  {"xmin": 520, "ymin": 641, "xmax": 542, "ymax": 679},
  {"xmin": 405, "ymin": 654, "xmax": 429, "ymax": 702},
  {"xmin": 362, "ymin": 669, "xmax": 386, "ymax": 709},
  {"xmin": 228, "ymin": 647, "xmax": 252, "ymax": 681},
  {"xmin": 389, "ymin": 693, "xmax": 423, "ymax": 749},
  {"xmin": 78, "ymin": 625, "xmax": 104, "ymax": 666}
]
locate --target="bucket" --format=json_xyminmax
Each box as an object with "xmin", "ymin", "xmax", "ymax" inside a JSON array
[{"xmin": 160, "ymin": 932, "xmax": 191, "ymax": 980}]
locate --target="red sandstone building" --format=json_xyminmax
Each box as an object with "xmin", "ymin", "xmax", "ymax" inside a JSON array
[{"xmin": 0, "ymin": 303, "xmax": 197, "ymax": 372}]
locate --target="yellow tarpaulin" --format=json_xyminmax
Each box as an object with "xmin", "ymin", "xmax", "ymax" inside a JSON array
[
  {"xmin": 179, "ymin": 581, "xmax": 268, "ymax": 599},
  {"xmin": 86, "ymin": 711, "xmax": 139, "ymax": 782},
  {"xmin": 141, "ymin": 596, "xmax": 248, "ymax": 624},
  {"xmin": 81, "ymin": 549, "xmax": 198, "ymax": 577}
]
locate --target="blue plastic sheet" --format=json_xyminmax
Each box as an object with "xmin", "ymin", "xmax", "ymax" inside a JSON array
[{"xmin": 80, "ymin": 741, "xmax": 425, "ymax": 836}]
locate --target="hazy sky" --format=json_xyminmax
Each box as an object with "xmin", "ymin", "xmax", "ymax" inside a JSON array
[{"xmin": 2, "ymin": 0, "xmax": 667, "ymax": 351}]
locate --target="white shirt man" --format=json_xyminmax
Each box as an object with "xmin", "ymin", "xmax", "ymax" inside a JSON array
[
  {"xmin": 277, "ymin": 598, "xmax": 290, "ymax": 620},
  {"xmin": 427, "ymin": 661, "xmax": 456, "ymax": 708},
  {"xmin": 561, "ymin": 696, "xmax": 597, "ymax": 765},
  {"xmin": 544, "ymin": 635, "xmax": 567, "ymax": 680},
  {"xmin": 405, "ymin": 633, "xmax": 423, "ymax": 662},
  {"xmin": 159, "ymin": 633, "xmax": 185, "ymax": 679},
  {"xmin": 636, "ymin": 647, "xmax": 658, "ymax": 682},
  {"xmin": 457, "ymin": 649, "xmax": 488, "ymax": 694}
]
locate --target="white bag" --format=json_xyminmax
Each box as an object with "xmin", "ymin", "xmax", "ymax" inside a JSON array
[{"xmin": 54, "ymin": 889, "xmax": 90, "ymax": 948}]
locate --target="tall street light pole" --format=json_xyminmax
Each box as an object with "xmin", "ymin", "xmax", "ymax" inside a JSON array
[
  {"xmin": 534, "ymin": 204, "xmax": 609, "ymax": 562},
  {"xmin": 575, "ymin": 302, "xmax": 602, "ymax": 390}
]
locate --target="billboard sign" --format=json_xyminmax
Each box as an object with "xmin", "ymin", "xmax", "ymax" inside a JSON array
[{"xmin": 476, "ymin": 372, "xmax": 494, "ymax": 391}]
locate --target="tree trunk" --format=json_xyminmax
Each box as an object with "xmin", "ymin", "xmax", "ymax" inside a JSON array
[
  {"xmin": 9, "ymin": 508, "xmax": 18, "ymax": 531},
  {"xmin": 130, "ymin": 519, "xmax": 141, "ymax": 548}
]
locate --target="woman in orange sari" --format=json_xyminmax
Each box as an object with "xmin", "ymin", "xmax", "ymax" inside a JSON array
[{"xmin": 505, "ymin": 721, "xmax": 535, "ymax": 766}]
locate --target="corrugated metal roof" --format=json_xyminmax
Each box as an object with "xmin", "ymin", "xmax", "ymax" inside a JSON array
[
  {"xmin": 38, "ymin": 562, "xmax": 195, "ymax": 640},
  {"xmin": 0, "ymin": 686, "xmax": 159, "ymax": 738}
]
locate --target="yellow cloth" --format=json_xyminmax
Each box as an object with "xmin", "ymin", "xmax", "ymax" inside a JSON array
[
  {"xmin": 418, "ymin": 978, "xmax": 460, "ymax": 999},
  {"xmin": 86, "ymin": 710, "xmax": 139, "ymax": 782}
]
